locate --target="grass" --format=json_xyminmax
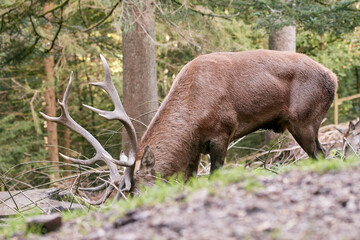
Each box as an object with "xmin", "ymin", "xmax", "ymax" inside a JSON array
[
  {"xmin": 0, "ymin": 208, "xmax": 43, "ymax": 238},
  {"xmin": 110, "ymin": 166, "xmax": 260, "ymax": 218},
  {"xmin": 281, "ymin": 155, "xmax": 360, "ymax": 174},
  {"xmin": 1, "ymin": 156, "xmax": 360, "ymax": 238},
  {"xmin": 1, "ymin": 215, "xmax": 27, "ymax": 238}
]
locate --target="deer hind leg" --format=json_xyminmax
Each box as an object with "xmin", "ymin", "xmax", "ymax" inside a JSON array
[
  {"xmin": 288, "ymin": 123, "xmax": 325, "ymax": 159},
  {"xmin": 186, "ymin": 154, "xmax": 201, "ymax": 179},
  {"xmin": 316, "ymin": 138, "xmax": 326, "ymax": 157}
]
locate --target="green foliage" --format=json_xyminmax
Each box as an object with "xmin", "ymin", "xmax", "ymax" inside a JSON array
[
  {"xmin": 190, "ymin": 0, "xmax": 360, "ymax": 35},
  {"xmin": 0, "ymin": 114, "xmax": 48, "ymax": 184},
  {"xmin": 1, "ymin": 0, "xmax": 125, "ymax": 185}
]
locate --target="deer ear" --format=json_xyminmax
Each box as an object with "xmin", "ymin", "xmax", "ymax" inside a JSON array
[{"xmin": 140, "ymin": 146, "xmax": 155, "ymax": 169}]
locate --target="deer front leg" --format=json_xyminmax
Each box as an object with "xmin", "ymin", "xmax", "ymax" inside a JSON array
[{"xmin": 209, "ymin": 137, "xmax": 228, "ymax": 173}]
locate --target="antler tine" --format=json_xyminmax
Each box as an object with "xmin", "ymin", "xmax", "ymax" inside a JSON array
[
  {"xmin": 81, "ymin": 160, "xmax": 121, "ymax": 205},
  {"xmin": 41, "ymin": 72, "xmax": 111, "ymax": 166},
  {"xmin": 82, "ymin": 184, "xmax": 115, "ymax": 205},
  {"xmin": 80, "ymin": 154, "xmax": 124, "ymax": 202},
  {"xmin": 120, "ymin": 166, "xmax": 133, "ymax": 191},
  {"xmin": 59, "ymin": 152, "xmax": 99, "ymax": 165},
  {"xmin": 83, "ymin": 55, "xmax": 138, "ymax": 169},
  {"xmin": 79, "ymin": 182, "xmax": 107, "ymax": 192},
  {"xmin": 40, "ymin": 71, "xmax": 74, "ymax": 122},
  {"xmin": 84, "ymin": 54, "xmax": 129, "ymax": 122}
]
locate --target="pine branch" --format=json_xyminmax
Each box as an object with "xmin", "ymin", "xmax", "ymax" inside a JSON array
[
  {"xmin": 29, "ymin": 15, "xmax": 51, "ymax": 41},
  {"xmin": 44, "ymin": 6, "xmax": 64, "ymax": 53},
  {"xmin": 78, "ymin": 0, "xmax": 88, "ymax": 28},
  {"xmin": 19, "ymin": 37, "xmax": 40, "ymax": 62},
  {"xmin": 37, "ymin": 0, "xmax": 69, "ymax": 18},
  {"xmin": 0, "ymin": 14, "xmax": 4, "ymax": 33},
  {"xmin": 0, "ymin": 0, "xmax": 26, "ymax": 17},
  {"xmin": 171, "ymin": 0, "xmax": 240, "ymax": 20},
  {"xmin": 83, "ymin": 1, "xmax": 121, "ymax": 32}
]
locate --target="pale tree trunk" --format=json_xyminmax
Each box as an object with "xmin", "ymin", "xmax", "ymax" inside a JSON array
[
  {"xmin": 43, "ymin": 3, "xmax": 59, "ymax": 178},
  {"xmin": 122, "ymin": 0, "xmax": 158, "ymax": 151},
  {"xmin": 266, "ymin": 21, "xmax": 296, "ymax": 145},
  {"xmin": 269, "ymin": 25, "xmax": 296, "ymax": 52}
]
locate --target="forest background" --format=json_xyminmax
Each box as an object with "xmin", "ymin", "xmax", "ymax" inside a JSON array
[{"xmin": 0, "ymin": 0, "xmax": 359, "ymax": 191}]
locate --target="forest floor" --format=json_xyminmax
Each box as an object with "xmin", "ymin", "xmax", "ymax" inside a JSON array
[{"xmin": 6, "ymin": 159, "xmax": 360, "ymax": 240}]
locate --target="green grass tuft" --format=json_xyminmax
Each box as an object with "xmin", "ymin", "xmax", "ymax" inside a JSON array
[
  {"xmin": 279, "ymin": 156, "xmax": 360, "ymax": 174},
  {"xmin": 0, "ymin": 208, "xmax": 44, "ymax": 239},
  {"xmin": 298, "ymin": 156, "xmax": 360, "ymax": 173},
  {"xmin": 0, "ymin": 215, "xmax": 27, "ymax": 239}
]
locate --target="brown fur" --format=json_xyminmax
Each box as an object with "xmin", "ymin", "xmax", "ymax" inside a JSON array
[{"xmin": 134, "ymin": 50, "xmax": 337, "ymax": 186}]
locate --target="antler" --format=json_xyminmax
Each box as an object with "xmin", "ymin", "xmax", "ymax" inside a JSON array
[{"xmin": 40, "ymin": 55, "xmax": 137, "ymax": 204}]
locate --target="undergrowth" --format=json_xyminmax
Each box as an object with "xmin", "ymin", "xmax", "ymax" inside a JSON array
[{"xmin": 1, "ymin": 156, "xmax": 360, "ymax": 239}]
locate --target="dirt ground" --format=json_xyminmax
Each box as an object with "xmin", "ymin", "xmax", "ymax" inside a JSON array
[{"xmin": 10, "ymin": 166, "xmax": 360, "ymax": 240}]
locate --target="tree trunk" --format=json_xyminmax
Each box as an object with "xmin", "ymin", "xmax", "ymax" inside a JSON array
[
  {"xmin": 122, "ymin": 0, "xmax": 158, "ymax": 152},
  {"xmin": 43, "ymin": 3, "xmax": 59, "ymax": 178},
  {"xmin": 266, "ymin": 23, "xmax": 296, "ymax": 145},
  {"xmin": 269, "ymin": 25, "xmax": 296, "ymax": 52}
]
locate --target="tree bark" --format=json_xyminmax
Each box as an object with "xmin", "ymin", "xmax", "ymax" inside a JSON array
[
  {"xmin": 43, "ymin": 3, "xmax": 59, "ymax": 178},
  {"xmin": 269, "ymin": 25, "xmax": 296, "ymax": 52},
  {"xmin": 122, "ymin": 0, "xmax": 158, "ymax": 151}
]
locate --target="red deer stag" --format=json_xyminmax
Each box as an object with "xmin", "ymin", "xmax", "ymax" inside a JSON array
[{"xmin": 41, "ymin": 50, "xmax": 337, "ymax": 204}]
